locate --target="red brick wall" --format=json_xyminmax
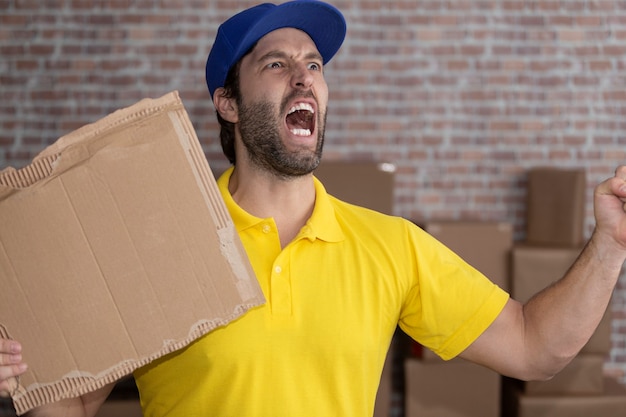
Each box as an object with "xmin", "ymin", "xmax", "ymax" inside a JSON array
[{"xmin": 1, "ymin": 0, "xmax": 625, "ymax": 383}]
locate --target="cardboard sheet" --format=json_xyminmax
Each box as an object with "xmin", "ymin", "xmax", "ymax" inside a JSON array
[{"xmin": 0, "ymin": 91, "xmax": 264, "ymax": 414}]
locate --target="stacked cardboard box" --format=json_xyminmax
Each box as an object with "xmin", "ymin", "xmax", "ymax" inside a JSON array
[
  {"xmin": 505, "ymin": 167, "xmax": 624, "ymax": 415},
  {"xmin": 423, "ymin": 221, "xmax": 513, "ymax": 293},
  {"xmin": 511, "ymin": 244, "xmax": 612, "ymax": 359},
  {"xmin": 405, "ymin": 357, "xmax": 501, "ymax": 417},
  {"xmin": 404, "ymin": 221, "xmax": 514, "ymax": 417},
  {"xmin": 502, "ymin": 376, "xmax": 626, "ymax": 417},
  {"xmin": 314, "ymin": 161, "xmax": 397, "ymax": 417},
  {"xmin": 314, "ymin": 161, "xmax": 396, "ymax": 216},
  {"xmin": 525, "ymin": 167, "xmax": 587, "ymax": 248}
]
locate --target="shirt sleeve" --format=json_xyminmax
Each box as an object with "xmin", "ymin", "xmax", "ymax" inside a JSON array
[{"xmin": 398, "ymin": 225, "xmax": 510, "ymax": 360}]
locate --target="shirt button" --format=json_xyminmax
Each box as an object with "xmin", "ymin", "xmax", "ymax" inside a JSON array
[
  {"xmin": 274, "ymin": 266, "xmax": 282, "ymax": 274},
  {"xmin": 262, "ymin": 224, "xmax": 271, "ymax": 234}
]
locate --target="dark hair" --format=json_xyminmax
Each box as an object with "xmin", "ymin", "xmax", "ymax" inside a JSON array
[{"xmin": 216, "ymin": 60, "xmax": 241, "ymax": 165}]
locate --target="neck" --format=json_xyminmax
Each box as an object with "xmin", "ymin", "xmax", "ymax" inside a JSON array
[{"xmin": 228, "ymin": 164, "xmax": 316, "ymax": 248}]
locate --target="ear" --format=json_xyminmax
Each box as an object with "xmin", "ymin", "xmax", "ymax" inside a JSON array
[{"xmin": 213, "ymin": 87, "xmax": 239, "ymax": 124}]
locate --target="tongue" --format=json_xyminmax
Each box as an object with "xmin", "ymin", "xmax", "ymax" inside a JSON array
[{"xmin": 286, "ymin": 110, "xmax": 312, "ymax": 130}]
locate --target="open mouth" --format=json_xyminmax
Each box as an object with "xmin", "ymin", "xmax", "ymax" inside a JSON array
[{"xmin": 286, "ymin": 103, "xmax": 315, "ymax": 137}]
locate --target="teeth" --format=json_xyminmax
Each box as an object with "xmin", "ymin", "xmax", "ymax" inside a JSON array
[
  {"xmin": 290, "ymin": 128, "xmax": 312, "ymax": 136},
  {"xmin": 288, "ymin": 103, "xmax": 315, "ymax": 115}
]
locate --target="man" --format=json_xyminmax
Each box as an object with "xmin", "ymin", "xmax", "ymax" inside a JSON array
[{"xmin": 2, "ymin": 1, "xmax": 626, "ymax": 416}]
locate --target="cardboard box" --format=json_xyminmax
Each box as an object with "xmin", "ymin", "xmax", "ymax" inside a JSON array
[
  {"xmin": 512, "ymin": 245, "xmax": 612, "ymax": 355},
  {"xmin": 526, "ymin": 167, "xmax": 587, "ymax": 247},
  {"xmin": 511, "ymin": 244, "xmax": 582, "ymax": 302},
  {"xmin": 313, "ymin": 160, "xmax": 397, "ymax": 417},
  {"xmin": 405, "ymin": 358, "xmax": 500, "ymax": 417},
  {"xmin": 524, "ymin": 354, "xmax": 605, "ymax": 395},
  {"xmin": 216, "ymin": 161, "xmax": 396, "ymax": 215},
  {"xmin": 314, "ymin": 161, "xmax": 396, "ymax": 215},
  {"xmin": 418, "ymin": 221, "xmax": 513, "ymax": 361},
  {"xmin": 504, "ymin": 377, "xmax": 626, "ymax": 417},
  {"xmin": 424, "ymin": 221, "xmax": 513, "ymax": 292},
  {"xmin": 0, "ymin": 92, "xmax": 264, "ymax": 415}
]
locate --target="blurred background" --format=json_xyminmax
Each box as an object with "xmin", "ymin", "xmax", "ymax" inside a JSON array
[{"xmin": 2, "ymin": 1, "xmax": 626, "ymax": 416}]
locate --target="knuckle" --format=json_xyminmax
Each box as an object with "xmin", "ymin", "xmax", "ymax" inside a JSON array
[{"xmin": 0, "ymin": 339, "xmax": 16, "ymax": 354}]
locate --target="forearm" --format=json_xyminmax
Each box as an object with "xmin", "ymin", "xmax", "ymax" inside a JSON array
[
  {"xmin": 522, "ymin": 230, "xmax": 624, "ymax": 377},
  {"xmin": 463, "ymin": 167, "xmax": 626, "ymax": 380}
]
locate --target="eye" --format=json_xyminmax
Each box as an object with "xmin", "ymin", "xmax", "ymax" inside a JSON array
[
  {"xmin": 267, "ymin": 62, "xmax": 283, "ymax": 69},
  {"xmin": 308, "ymin": 62, "xmax": 322, "ymax": 71}
]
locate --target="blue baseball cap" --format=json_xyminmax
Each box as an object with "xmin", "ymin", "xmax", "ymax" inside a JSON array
[{"xmin": 205, "ymin": 0, "xmax": 347, "ymax": 98}]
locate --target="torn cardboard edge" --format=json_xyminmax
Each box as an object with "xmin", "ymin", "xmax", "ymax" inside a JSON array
[
  {"xmin": 0, "ymin": 154, "xmax": 58, "ymax": 189},
  {"xmin": 2, "ymin": 313, "xmax": 254, "ymax": 414},
  {"xmin": 0, "ymin": 91, "xmax": 264, "ymax": 415}
]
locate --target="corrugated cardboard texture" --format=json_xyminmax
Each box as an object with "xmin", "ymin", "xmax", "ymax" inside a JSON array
[{"xmin": 0, "ymin": 91, "xmax": 264, "ymax": 415}]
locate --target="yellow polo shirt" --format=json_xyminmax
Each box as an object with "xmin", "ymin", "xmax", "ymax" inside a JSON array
[{"xmin": 134, "ymin": 167, "xmax": 508, "ymax": 417}]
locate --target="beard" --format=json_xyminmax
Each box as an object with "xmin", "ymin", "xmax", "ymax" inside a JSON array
[{"xmin": 236, "ymin": 93, "xmax": 326, "ymax": 180}]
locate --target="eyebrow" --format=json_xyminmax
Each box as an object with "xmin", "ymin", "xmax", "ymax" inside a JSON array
[{"xmin": 258, "ymin": 50, "xmax": 324, "ymax": 65}]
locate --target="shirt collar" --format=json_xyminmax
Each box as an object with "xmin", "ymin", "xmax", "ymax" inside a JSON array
[{"xmin": 217, "ymin": 166, "xmax": 344, "ymax": 243}]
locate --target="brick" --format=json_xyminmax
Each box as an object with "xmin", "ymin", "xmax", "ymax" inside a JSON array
[
  {"xmin": 559, "ymin": 29, "xmax": 586, "ymax": 41},
  {"xmin": 27, "ymin": 44, "xmax": 55, "ymax": 55},
  {"xmin": 0, "ymin": 45, "xmax": 26, "ymax": 55},
  {"xmin": 0, "ymin": 14, "xmax": 29, "ymax": 25},
  {"xmin": 15, "ymin": 60, "xmax": 39, "ymax": 70}
]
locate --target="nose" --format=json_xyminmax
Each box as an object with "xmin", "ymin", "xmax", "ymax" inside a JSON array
[{"xmin": 291, "ymin": 62, "xmax": 314, "ymax": 89}]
